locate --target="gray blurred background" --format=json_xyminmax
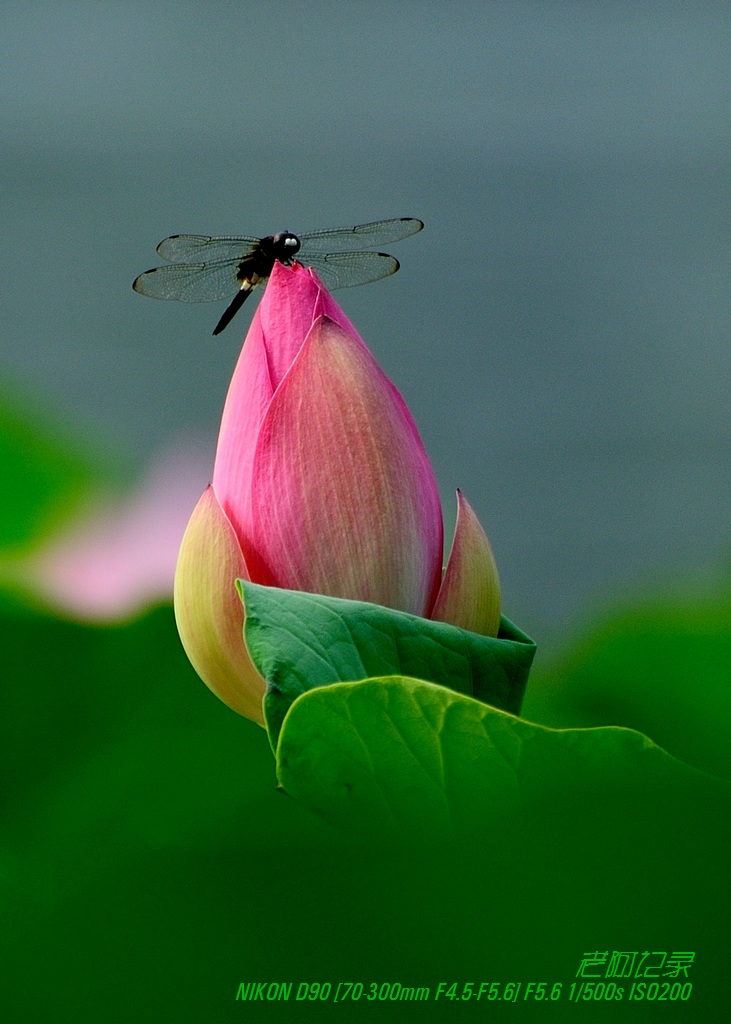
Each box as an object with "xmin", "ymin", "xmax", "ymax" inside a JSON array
[{"xmin": 3, "ymin": 0, "xmax": 730, "ymax": 647}]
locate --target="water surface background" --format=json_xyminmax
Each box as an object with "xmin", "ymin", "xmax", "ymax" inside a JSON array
[{"xmin": 3, "ymin": 0, "xmax": 730, "ymax": 645}]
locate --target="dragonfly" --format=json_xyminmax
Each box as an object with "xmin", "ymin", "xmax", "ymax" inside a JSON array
[{"xmin": 133, "ymin": 217, "xmax": 424, "ymax": 335}]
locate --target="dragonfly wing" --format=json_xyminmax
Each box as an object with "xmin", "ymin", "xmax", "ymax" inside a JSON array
[
  {"xmin": 300, "ymin": 251, "xmax": 400, "ymax": 290},
  {"xmin": 297, "ymin": 218, "xmax": 423, "ymax": 252},
  {"xmin": 132, "ymin": 259, "xmax": 242, "ymax": 302},
  {"xmin": 155, "ymin": 234, "xmax": 260, "ymax": 264}
]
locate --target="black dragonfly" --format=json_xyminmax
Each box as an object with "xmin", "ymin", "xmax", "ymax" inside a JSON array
[{"xmin": 133, "ymin": 217, "xmax": 424, "ymax": 335}]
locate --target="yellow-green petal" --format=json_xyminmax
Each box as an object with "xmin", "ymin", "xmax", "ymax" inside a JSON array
[
  {"xmin": 431, "ymin": 490, "xmax": 501, "ymax": 637},
  {"xmin": 173, "ymin": 486, "xmax": 265, "ymax": 724}
]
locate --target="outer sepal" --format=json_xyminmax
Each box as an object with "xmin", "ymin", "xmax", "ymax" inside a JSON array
[
  {"xmin": 174, "ymin": 486, "xmax": 265, "ymax": 724},
  {"xmin": 431, "ymin": 490, "xmax": 501, "ymax": 637}
]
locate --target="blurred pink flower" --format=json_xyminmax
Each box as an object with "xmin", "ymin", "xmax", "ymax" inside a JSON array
[
  {"xmin": 30, "ymin": 443, "xmax": 211, "ymax": 620},
  {"xmin": 175, "ymin": 262, "xmax": 500, "ymax": 724}
]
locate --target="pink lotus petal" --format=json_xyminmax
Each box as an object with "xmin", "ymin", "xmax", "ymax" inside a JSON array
[
  {"xmin": 245, "ymin": 315, "xmax": 443, "ymax": 615},
  {"xmin": 431, "ymin": 490, "xmax": 501, "ymax": 636},
  {"xmin": 174, "ymin": 486, "xmax": 265, "ymax": 724},
  {"xmin": 212, "ymin": 262, "xmax": 360, "ymax": 544}
]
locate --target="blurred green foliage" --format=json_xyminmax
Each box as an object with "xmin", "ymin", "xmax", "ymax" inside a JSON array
[
  {"xmin": 2, "ymin": 595, "xmax": 729, "ymax": 1023},
  {"xmin": 0, "ymin": 389, "xmax": 115, "ymax": 555},
  {"xmin": 523, "ymin": 592, "xmax": 731, "ymax": 780},
  {"xmin": 2, "ymin": 389, "xmax": 729, "ymax": 1022}
]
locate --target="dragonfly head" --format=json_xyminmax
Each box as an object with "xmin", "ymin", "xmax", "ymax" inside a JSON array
[{"xmin": 272, "ymin": 231, "xmax": 301, "ymax": 261}]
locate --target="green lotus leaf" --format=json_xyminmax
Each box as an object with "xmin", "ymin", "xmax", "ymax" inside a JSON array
[
  {"xmin": 275, "ymin": 675, "xmax": 725, "ymax": 839},
  {"xmin": 238, "ymin": 580, "xmax": 535, "ymax": 748}
]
